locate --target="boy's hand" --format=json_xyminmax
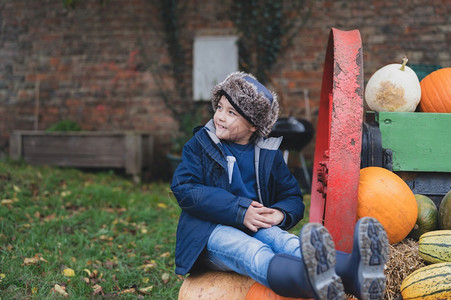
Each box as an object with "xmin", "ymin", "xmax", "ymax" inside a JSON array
[
  {"xmin": 243, "ymin": 201, "xmax": 278, "ymax": 232},
  {"xmin": 262, "ymin": 209, "xmax": 285, "ymax": 226}
]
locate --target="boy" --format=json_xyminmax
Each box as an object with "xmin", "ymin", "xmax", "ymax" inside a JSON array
[{"xmin": 171, "ymin": 72, "xmax": 388, "ymax": 300}]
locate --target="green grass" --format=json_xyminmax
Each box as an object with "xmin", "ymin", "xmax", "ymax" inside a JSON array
[
  {"xmin": 0, "ymin": 159, "xmax": 310, "ymax": 299},
  {"xmin": 0, "ymin": 159, "xmax": 182, "ymax": 299}
]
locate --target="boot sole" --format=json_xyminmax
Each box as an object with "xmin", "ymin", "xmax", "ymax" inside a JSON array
[
  {"xmin": 357, "ymin": 217, "xmax": 389, "ymax": 300},
  {"xmin": 300, "ymin": 223, "xmax": 345, "ymax": 300}
]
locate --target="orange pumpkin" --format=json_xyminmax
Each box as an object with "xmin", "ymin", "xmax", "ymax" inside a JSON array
[
  {"xmin": 357, "ymin": 167, "xmax": 417, "ymax": 244},
  {"xmin": 179, "ymin": 271, "xmax": 255, "ymax": 300},
  {"xmin": 245, "ymin": 282, "xmax": 312, "ymax": 300},
  {"xmin": 179, "ymin": 272, "xmax": 312, "ymax": 300},
  {"xmin": 419, "ymin": 67, "xmax": 451, "ymax": 113}
]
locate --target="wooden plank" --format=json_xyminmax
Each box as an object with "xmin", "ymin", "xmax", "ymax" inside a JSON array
[
  {"xmin": 9, "ymin": 131, "xmax": 154, "ymax": 180},
  {"xmin": 11, "ymin": 130, "xmax": 130, "ymax": 137},
  {"xmin": 125, "ymin": 133, "xmax": 142, "ymax": 176},
  {"xmin": 23, "ymin": 154, "xmax": 125, "ymax": 168},
  {"xmin": 22, "ymin": 136, "xmax": 125, "ymax": 155},
  {"xmin": 9, "ymin": 131, "xmax": 22, "ymax": 160},
  {"xmin": 142, "ymin": 135, "xmax": 154, "ymax": 167},
  {"xmin": 377, "ymin": 112, "xmax": 451, "ymax": 172}
]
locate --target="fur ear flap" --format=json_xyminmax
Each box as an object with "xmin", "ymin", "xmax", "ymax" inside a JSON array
[{"xmin": 211, "ymin": 72, "xmax": 279, "ymax": 137}]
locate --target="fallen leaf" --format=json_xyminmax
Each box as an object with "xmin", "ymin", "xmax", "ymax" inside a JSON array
[
  {"xmin": 83, "ymin": 269, "xmax": 92, "ymax": 277},
  {"xmin": 159, "ymin": 251, "xmax": 170, "ymax": 258},
  {"xmin": 138, "ymin": 262, "xmax": 156, "ymax": 270},
  {"xmin": 99, "ymin": 235, "xmax": 113, "ymax": 241},
  {"xmin": 43, "ymin": 213, "xmax": 56, "ymax": 222},
  {"xmin": 23, "ymin": 255, "xmax": 47, "ymax": 265},
  {"xmin": 60, "ymin": 191, "xmax": 71, "ymax": 197},
  {"xmin": 13, "ymin": 185, "xmax": 21, "ymax": 192},
  {"xmin": 62, "ymin": 268, "xmax": 75, "ymax": 277},
  {"xmin": 157, "ymin": 203, "xmax": 167, "ymax": 209},
  {"xmin": 104, "ymin": 260, "xmax": 114, "ymax": 270},
  {"xmin": 53, "ymin": 284, "xmax": 68, "ymax": 297},
  {"xmin": 31, "ymin": 287, "xmax": 38, "ymax": 294},
  {"xmin": 92, "ymin": 284, "xmax": 103, "ymax": 295},
  {"xmin": 0, "ymin": 273, "xmax": 5, "ymax": 282},
  {"xmin": 1, "ymin": 199, "xmax": 13, "ymax": 205},
  {"xmin": 138, "ymin": 286, "xmax": 153, "ymax": 295},
  {"xmin": 1, "ymin": 198, "xmax": 18, "ymax": 205},
  {"xmin": 118, "ymin": 288, "xmax": 136, "ymax": 294},
  {"xmin": 82, "ymin": 277, "xmax": 90, "ymax": 284},
  {"xmin": 142, "ymin": 277, "xmax": 150, "ymax": 284},
  {"xmin": 161, "ymin": 272, "xmax": 170, "ymax": 284}
]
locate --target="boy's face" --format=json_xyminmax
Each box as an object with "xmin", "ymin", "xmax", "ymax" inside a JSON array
[{"xmin": 214, "ymin": 96, "xmax": 257, "ymax": 145}]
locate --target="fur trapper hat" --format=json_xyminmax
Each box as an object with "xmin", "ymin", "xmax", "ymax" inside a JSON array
[{"xmin": 211, "ymin": 72, "xmax": 279, "ymax": 137}]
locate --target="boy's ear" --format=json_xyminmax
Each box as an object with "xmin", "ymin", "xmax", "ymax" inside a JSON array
[{"xmin": 250, "ymin": 125, "xmax": 257, "ymax": 133}]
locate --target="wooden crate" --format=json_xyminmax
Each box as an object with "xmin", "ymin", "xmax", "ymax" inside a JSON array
[
  {"xmin": 376, "ymin": 112, "xmax": 451, "ymax": 172},
  {"xmin": 374, "ymin": 112, "xmax": 451, "ymax": 204},
  {"xmin": 9, "ymin": 131, "xmax": 153, "ymax": 182}
]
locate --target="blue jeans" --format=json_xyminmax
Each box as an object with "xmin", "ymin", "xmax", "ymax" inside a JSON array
[{"xmin": 203, "ymin": 224, "xmax": 301, "ymax": 287}]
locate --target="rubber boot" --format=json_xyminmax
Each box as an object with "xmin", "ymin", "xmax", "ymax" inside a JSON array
[
  {"xmin": 267, "ymin": 222, "xmax": 345, "ymax": 300},
  {"xmin": 335, "ymin": 217, "xmax": 389, "ymax": 300}
]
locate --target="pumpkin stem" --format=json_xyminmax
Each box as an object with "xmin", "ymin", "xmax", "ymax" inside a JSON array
[{"xmin": 400, "ymin": 56, "xmax": 408, "ymax": 71}]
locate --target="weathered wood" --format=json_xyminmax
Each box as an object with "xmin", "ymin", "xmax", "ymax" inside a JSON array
[
  {"xmin": 9, "ymin": 131, "xmax": 22, "ymax": 160},
  {"xmin": 125, "ymin": 133, "xmax": 142, "ymax": 183},
  {"xmin": 9, "ymin": 131, "xmax": 153, "ymax": 181},
  {"xmin": 142, "ymin": 135, "xmax": 154, "ymax": 168},
  {"xmin": 377, "ymin": 112, "xmax": 451, "ymax": 172},
  {"xmin": 21, "ymin": 154, "xmax": 125, "ymax": 168}
]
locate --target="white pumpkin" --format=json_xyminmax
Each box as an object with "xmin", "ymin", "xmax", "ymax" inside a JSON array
[{"xmin": 365, "ymin": 57, "xmax": 421, "ymax": 112}]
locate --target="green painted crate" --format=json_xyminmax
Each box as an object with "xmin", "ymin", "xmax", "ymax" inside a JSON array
[
  {"xmin": 376, "ymin": 112, "xmax": 451, "ymax": 172},
  {"xmin": 410, "ymin": 65, "xmax": 442, "ymax": 81}
]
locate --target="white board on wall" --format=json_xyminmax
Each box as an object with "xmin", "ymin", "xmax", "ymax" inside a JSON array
[{"xmin": 193, "ymin": 36, "xmax": 238, "ymax": 101}]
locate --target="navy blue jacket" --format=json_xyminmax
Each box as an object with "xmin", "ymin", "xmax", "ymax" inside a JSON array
[{"xmin": 171, "ymin": 120, "xmax": 305, "ymax": 275}]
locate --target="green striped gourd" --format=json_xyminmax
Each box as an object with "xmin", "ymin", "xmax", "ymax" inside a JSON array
[
  {"xmin": 439, "ymin": 190, "xmax": 451, "ymax": 229},
  {"xmin": 408, "ymin": 194, "xmax": 438, "ymax": 240},
  {"xmin": 400, "ymin": 262, "xmax": 451, "ymax": 299},
  {"xmin": 418, "ymin": 230, "xmax": 451, "ymax": 263}
]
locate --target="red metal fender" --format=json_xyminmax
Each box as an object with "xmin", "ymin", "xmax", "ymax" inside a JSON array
[{"xmin": 309, "ymin": 28, "xmax": 364, "ymax": 252}]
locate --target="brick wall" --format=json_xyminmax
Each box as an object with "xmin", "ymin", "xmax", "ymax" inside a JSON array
[{"xmin": 0, "ymin": 0, "xmax": 449, "ymax": 178}]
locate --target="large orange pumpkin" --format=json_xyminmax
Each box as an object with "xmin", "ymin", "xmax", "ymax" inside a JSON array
[
  {"xmin": 419, "ymin": 67, "xmax": 451, "ymax": 113},
  {"xmin": 179, "ymin": 272, "xmax": 313, "ymax": 300},
  {"xmin": 357, "ymin": 167, "xmax": 417, "ymax": 244},
  {"xmin": 245, "ymin": 282, "xmax": 312, "ymax": 300},
  {"xmin": 178, "ymin": 271, "xmax": 255, "ymax": 300}
]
